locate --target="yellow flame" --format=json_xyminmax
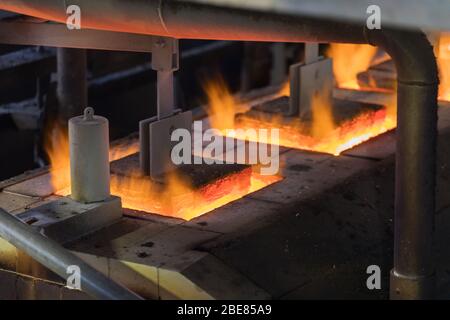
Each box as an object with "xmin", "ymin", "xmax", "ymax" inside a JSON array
[
  {"xmin": 327, "ymin": 44, "xmax": 378, "ymax": 89},
  {"xmin": 203, "ymin": 76, "xmax": 236, "ymax": 131},
  {"xmin": 311, "ymin": 94, "xmax": 335, "ymax": 140},
  {"xmin": 205, "ymin": 77, "xmax": 397, "ymax": 156},
  {"xmin": 44, "ymin": 122, "xmax": 70, "ymax": 194},
  {"xmin": 438, "ymin": 33, "xmax": 450, "ymax": 101},
  {"xmin": 279, "ymin": 81, "xmax": 290, "ymax": 97}
]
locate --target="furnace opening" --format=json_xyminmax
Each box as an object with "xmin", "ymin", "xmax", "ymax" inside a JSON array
[{"xmin": 44, "ymin": 122, "xmax": 281, "ymax": 221}]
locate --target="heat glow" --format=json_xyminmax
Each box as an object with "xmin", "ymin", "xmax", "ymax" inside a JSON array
[
  {"xmin": 44, "ymin": 123, "xmax": 280, "ymax": 221},
  {"xmin": 439, "ymin": 33, "xmax": 450, "ymax": 101},
  {"xmin": 205, "ymin": 76, "xmax": 396, "ymax": 156},
  {"xmin": 327, "ymin": 44, "xmax": 378, "ymax": 89}
]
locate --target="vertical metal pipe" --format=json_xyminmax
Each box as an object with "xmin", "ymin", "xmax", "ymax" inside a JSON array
[
  {"xmin": 367, "ymin": 29, "xmax": 439, "ymax": 299},
  {"xmin": 57, "ymin": 48, "xmax": 87, "ymax": 120},
  {"xmin": 157, "ymin": 70, "xmax": 175, "ymax": 120},
  {"xmin": 390, "ymin": 83, "xmax": 437, "ymax": 299}
]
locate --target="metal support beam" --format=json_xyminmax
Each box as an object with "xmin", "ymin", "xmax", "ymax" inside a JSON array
[
  {"xmin": 56, "ymin": 48, "xmax": 87, "ymax": 120},
  {"xmin": 270, "ymin": 43, "xmax": 287, "ymax": 86},
  {"xmin": 390, "ymin": 83, "xmax": 437, "ymax": 299},
  {"xmin": 152, "ymin": 37, "xmax": 179, "ymax": 120},
  {"xmin": 365, "ymin": 28, "xmax": 438, "ymax": 300},
  {"xmin": 0, "ymin": 20, "xmax": 154, "ymax": 52}
]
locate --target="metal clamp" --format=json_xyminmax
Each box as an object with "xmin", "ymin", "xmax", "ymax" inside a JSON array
[
  {"xmin": 152, "ymin": 37, "xmax": 179, "ymax": 119},
  {"xmin": 140, "ymin": 37, "xmax": 192, "ymax": 179}
]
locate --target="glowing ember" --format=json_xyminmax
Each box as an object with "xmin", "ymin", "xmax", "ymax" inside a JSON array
[
  {"xmin": 110, "ymin": 167, "xmax": 280, "ymax": 220},
  {"xmin": 205, "ymin": 76, "xmax": 397, "ymax": 156},
  {"xmin": 327, "ymin": 44, "xmax": 378, "ymax": 89},
  {"xmin": 44, "ymin": 121, "xmax": 280, "ymax": 221},
  {"xmin": 235, "ymin": 106, "xmax": 395, "ymax": 156}
]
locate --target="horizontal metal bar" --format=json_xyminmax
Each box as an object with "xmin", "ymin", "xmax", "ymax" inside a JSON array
[
  {"xmin": 183, "ymin": 0, "xmax": 450, "ymax": 31},
  {"xmin": 0, "ymin": 21, "xmax": 155, "ymax": 52},
  {"xmin": 0, "ymin": 98, "xmax": 40, "ymax": 116},
  {"xmin": 0, "ymin": 46, "xmax": 55, "ymax": 71},
  {"xmin": 0, "ymin": 207, "xmax": 143, "ymax": 300}
]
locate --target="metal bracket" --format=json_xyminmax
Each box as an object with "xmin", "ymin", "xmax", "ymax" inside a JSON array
[
  {"xmin": 152, "ymin": 37, "xmax": 179, "ymax": 119},
  {"xmin": 288, "ymin": 43, "xmax": 334, "ymax": 117},
  {"xmin": 140, "ymin": 37, "xmax": 192, "ymax": 179}
]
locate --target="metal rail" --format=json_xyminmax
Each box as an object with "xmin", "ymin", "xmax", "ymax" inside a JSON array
[
  {"xmin": 182, "ymin": 0, "xmax": 450, "ymax": 31},
  {"xmin": 0, "ymin": 208, "xmax": 143, "ymax": 300}
]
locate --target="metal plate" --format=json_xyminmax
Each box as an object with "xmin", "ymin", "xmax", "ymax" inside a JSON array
[
  {"xmin": 16, "ymin": 196, "xmax": 122, "ymax": 244},
  {"xmin": 139, "ymin": 116, "xmax": 158, "ymax": 175},
  {"xmin": 289, "ymin": 57, "xmax": 333, "ymax": 116},
  {"xmin": 149, "ymin": 111, "xmax": 193, "ymax": 179}
]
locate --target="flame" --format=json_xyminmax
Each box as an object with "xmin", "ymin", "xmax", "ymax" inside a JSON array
[
  {"xmin": 235, "ymin": 104, "xmax": 396, "ymax": 156},
  {"xmin": 203, "ymin": 77, "xmax": 237, "ymax": 131},
  {"xmin": 109, "ymin": 139, "xmax": 140, "ymax": 161},
  {"xmin": 327, "ymin": 44, "xmax": 378, "ymax": 89},
  {"xmin": 311, "ymin": 94, "xmax": 335, "ymax": 140},
  {"xmin": 279, "ymin": 81, "xmax": 290, "ymax": 97},
  {"xmin": 44, "ymin": 124, "xmax": 140, "ymax": 195},
  {"xmin": 110, "ymin": 166, "xmax": 280, "ymax": 221},
  {"xmin": 278, "ymin": 44, "xmax": 378, "ymax": 93},
  {"xmin": 438, "ymin": 33, "xmax": 450, "ymax": 101},
  {"xmin": 44, "ymin": 120, "xmax": 280, "ymax": 221},
  {"xmin": 44, "ymin": 122, "xmax": 71, "ymax": 194},
  {"xmin": 205, "ymin": 77, "xmax": 397, "ymax": 156}
]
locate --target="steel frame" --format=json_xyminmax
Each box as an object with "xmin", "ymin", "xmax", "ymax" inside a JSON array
[{"xmin": 0, "ymin": 19, "xmax": 155, "ymax": 52}]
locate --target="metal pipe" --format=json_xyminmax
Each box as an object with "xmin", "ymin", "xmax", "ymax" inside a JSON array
[
  {"xmin": 365, "ymin": 29, "xmax": 438, "ymax": 299},
  {"xmin": 0, "ymin": 0, "xmax": 439, "ymax": 299},
  {"xmin": 0, "ymin": 208, "xmax": 143, "ymax": 300},
  {"xmin": 57, "ymin": 47, "xmax": 87, "ymax": 120},
  {"xmin": 0, "ymin": 0, "xmax": 367, "ymax": 43}
]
